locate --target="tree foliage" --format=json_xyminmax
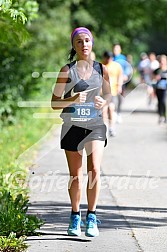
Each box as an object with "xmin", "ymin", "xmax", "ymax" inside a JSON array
[
  {"xmin": 0, "ymin": 0, "xmax": 39, "ymax": 44},
  {"xmin": 0, "ymin": 0, "xmax": 39, "ymax": 124},
  {"xmin": 1, "ymin": 0, "xmax": 167, "ymax": 124},
  {"xmin": 71, "ymin": 0, "xmax": 167, "ymax": 56}
]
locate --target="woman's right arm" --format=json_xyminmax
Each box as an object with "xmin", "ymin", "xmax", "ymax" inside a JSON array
[{"xmin": 51, "ymin": 65, "xmax": 80, "ymax": 110}]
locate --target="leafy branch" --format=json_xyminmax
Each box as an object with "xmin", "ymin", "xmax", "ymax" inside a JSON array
[{"xmin": 0, "ymin": 0, "xmax": 39, "ymax": 44}]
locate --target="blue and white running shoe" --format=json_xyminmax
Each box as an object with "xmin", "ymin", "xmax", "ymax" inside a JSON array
[
  {"xmin": 67, "ymin": 214, "xmax": 82, "ymax": 236},
  {"xmin": 85, "ymin": 213, "xmax": 100, "ymax": 237}
]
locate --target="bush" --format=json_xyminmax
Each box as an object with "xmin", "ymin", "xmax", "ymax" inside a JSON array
[
  {"xmin": 0, "ymin": 232, "xmax": 28, "ymax": 252},
  {"xmin": 0, "ymin": 191, "xmax": 44, "ymax": 237}
]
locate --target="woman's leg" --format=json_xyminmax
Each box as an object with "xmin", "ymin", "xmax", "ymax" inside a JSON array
[
  {"xmin": 108, "ymin": 102, "xmax": 116, "ymax": 128},
  {"xmin": 156, "ymin": 89, "xmax": 162, "ymax": 116},
  {"xmin": 108, "ymin": 102, "xmax": 117, "ymax": 136},
  {"xmin": 85, "ymin": 140, "xmax": 105, "ymax": 211},
  {"xmin": 161, "ymin": 90, "xmax": 166, "ymax": 118},
  {"xmin": 65, "ymin": 150, "xmax": 83, "ymax": 212}
]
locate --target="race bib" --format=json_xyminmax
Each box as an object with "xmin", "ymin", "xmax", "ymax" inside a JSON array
[{"xmin": 71, "ymin": 102, "xmax": 97, "ymax": 122}]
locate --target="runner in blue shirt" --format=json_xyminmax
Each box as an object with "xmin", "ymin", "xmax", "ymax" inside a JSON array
[{"xmin": 113, "ymin": 43, "xmax": 129, "ymax": 123}]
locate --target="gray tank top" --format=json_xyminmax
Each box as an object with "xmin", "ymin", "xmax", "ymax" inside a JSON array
[{"xmin": 60, "ymin": 60, "xmax": 104, "ymax": 126}]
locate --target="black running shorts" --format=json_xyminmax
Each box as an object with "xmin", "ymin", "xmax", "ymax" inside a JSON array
[{"xmin": 60, "ymin": 124, "xmax": 107, "ymax": 151}]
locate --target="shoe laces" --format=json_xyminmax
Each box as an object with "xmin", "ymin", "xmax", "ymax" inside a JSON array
[
  {"xmin": 70, "ymin": 215, "xmax": 80, "ymax": 229},
  {"xmin": 70, "ymin": 215, "xmax": 84, "ymax": 228},
  {"xmin": 86, "ymin": 214, "xmax": 101, "ymax": 227}
]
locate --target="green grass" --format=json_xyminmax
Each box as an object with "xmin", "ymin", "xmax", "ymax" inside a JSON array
[
  {"xmin": 0, "ymin": 104, "xmax": 62, "ymax": 199},
  {"xmin": 0, "ymin": 104, "xmax": 61, "ymax": 242},
  {"xmin": 0, "ymin": 74, "xmax": 62, "ymax": 175},
  {"xmin": 0, "ymin": 107, "xmax": 61, "ymax": 174}
]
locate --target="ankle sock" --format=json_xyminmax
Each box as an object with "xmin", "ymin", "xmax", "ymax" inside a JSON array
[
  {"xmin": 87, "ymin": 210, "xmax": 96, "ymax": 217},
  {"xmin": 71, "ymin": 210, "xmax": 80, "ymax": 216}
]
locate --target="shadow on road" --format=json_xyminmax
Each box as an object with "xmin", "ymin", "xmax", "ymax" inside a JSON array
[{"xmin": 28, "ymin": 201, "xmax": 167, "ymax": 235}]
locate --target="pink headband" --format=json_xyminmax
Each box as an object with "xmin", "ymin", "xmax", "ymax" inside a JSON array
[{"xmin": 71, "ymin": 27, "xmax": 94, "ymax": 47}]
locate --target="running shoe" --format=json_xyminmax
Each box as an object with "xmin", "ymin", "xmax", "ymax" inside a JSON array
[
  {"xmin": 109, "ymin": 128, "xmax": 116, "ymax": 137},
  {"xmin": 158, "ymin": 116, "xmax": 166, "ymax": 124},
  {"xmin": 67, "ymin": 214, "xmax": 82, "ymax": 236},
  {"xmin": 85, "ymin": 213, "xmax": 99, "ymax": 237}
]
